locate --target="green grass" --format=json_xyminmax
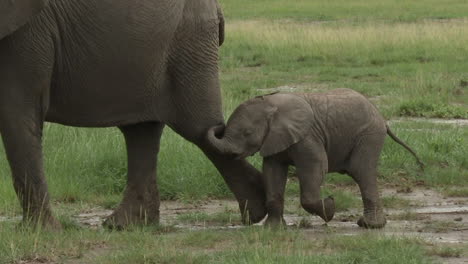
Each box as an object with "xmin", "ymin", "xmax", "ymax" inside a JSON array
[
  {"xmin": 220, "ymin": 20, "xmax": 468, "ymax": 116},
  {"xmin": 442, "ymin": 187, "xmax": 468, "ymax": 197},
  {"xmin": 0, "ymin": 224, "xmax": 435, "ymax": 264},
  {"xmin": 219, "ymin": 0, "xmax": 468, "ymax": 22},
  {"xmin": 427, "ymin": 245, "xmax": 463, "ymax": 258},
  {"xmin": 1, "ymin": 1, "xmax": 468, "ymax": 262},
  {"xmin": 1, "ymin": 0, "xmax": 467, "ymax": 212},
  {"xmin": 176, "ymin": 210, "xmax": 241, "ymax": 226}
]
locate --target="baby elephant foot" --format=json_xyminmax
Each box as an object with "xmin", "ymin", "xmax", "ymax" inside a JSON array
[
  {"xmin": 19, "ymin": 211, "xmax": 62, "ymax": 231},
  {"xmin": 357, "ymin": 211, "xmax": 386, "ymax": 229},
  {"xmin": 302, "ymin": 196, "xmax": 335, "ymax": 223},
  {"xmin": 316, "ymin": 196, "xmax": 335, "ymax": 222}
]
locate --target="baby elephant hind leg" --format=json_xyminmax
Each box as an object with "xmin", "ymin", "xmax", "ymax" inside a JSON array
[{"xmin": 348, "ymin": 134, "xmax": 387, "ymax": 229}]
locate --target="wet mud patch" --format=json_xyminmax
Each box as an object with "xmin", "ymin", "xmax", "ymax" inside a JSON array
[
  {"xmin": 1, "ymin": 188, "xmax": 466, "ymax": 262},
  {"xmin": 67, "ymin": 188, "xmax": 468, "ymax": 247},
  {"xmin": 1, "ymin": 188, "xmax": 465, "ymax": 246}
]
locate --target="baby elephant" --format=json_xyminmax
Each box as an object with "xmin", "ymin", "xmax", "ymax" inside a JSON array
[{"xmin": 207, "ymin": 88, "xmax": 423, "ymax": 228}]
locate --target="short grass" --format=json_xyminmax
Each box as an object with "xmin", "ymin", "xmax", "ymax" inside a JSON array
[
  {"xmin": 1, "ymin": 0, "xmax": 467, "ymax": 262},
  {"xmin": 176, "ymin": 210, "xmax": 241, "ymax": 226},
  {"xmin": 0, "ymin": 224, "xmax": 435, "ymax": 264},
  {"xmin": 219, "ymin": 0, "xmax": 468, "ymax": 22}
]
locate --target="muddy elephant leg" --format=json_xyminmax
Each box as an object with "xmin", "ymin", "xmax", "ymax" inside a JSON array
[
  {"xmin": 103, "ymin": 122, "xmax": 164, "ymax": 229},
  {"xmin": 166, "ymin": 108, "xmax": 267, "ymax": 224},
  {"xmin": 348, "ymin": 134, "xmax": 386, "ymax": 229},
  {"xmin": 198, "ymin": 146, "xmax": 267, "ymax": 224},
  {"xmin": 0, "ymin": 112, "xmax": 60, "ymax": 229},
  {"xmin": 262, "ymin": 157, "xmax": 288, "ymax": 226},
  {"xmin": 163, "ymin": 19, "xmax": 267, "ymax": 224},
  {"xmin": 296, "ymin": 160, "xmax": 335, "ymax": 223}
]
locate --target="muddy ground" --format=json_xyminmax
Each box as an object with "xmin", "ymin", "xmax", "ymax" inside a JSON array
[{"xmin": 72, "ymin": 187, "xmax": 468, "ymax": 263}]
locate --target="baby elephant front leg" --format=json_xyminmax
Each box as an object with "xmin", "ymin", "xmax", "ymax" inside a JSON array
[
  {"xmin": 262, "ymin": 158, "xmax": 289, "ymax": 227},
  {"xmin": 301, "ymin": 196, "xmax": 335, "ymax": 222},
  {"xmin": 297, "ymin": 159, "xmax": 335, "ymax": 223}
]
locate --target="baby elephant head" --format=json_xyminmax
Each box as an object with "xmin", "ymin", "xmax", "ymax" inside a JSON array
[{"xmin": 207, "ymin": 93, "xmax": 313, "ymax": 159}]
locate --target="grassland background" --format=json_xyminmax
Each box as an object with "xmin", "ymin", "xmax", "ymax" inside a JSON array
[{"xmin": 1, "ymin": 0, "xmax": 467, "ymax": 263}]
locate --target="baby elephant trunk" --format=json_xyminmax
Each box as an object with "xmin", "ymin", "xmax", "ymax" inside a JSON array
[{"xmin": 206, "ymin": 125, "xmax": 242, "ymax": 156}]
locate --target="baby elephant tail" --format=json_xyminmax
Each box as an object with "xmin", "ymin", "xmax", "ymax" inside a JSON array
[{"xmin": 386, "ymin": 125, "xmax": 425, "ymax": 171}]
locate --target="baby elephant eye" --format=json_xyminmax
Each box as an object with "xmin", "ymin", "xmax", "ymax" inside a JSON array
[{"xmin": 243, "ymin": 129, "xmax": 253, "ymax": 136}]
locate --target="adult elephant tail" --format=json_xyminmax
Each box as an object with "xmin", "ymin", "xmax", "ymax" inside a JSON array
[{"xmin": 386, "ymin": 124, "xmax": 425, "ymax": 171}]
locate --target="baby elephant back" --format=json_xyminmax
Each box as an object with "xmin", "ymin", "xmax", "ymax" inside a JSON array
[{"xmin": 308, "ymin": 88, "xmax": 386, "ymax": 139}]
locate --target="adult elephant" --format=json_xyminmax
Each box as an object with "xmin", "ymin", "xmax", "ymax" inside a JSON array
[{"xmin": 0, "ymin": 0, "xmax": 266, "ymax": 229}]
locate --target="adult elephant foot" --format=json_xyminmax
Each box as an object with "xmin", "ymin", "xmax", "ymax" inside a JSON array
[
  {"xmin": 103, "ymin": 186, "xmax": 160, "ymax": 230},
  {"xmin": 236, "ymin": 185, "xmax": 268, "ymax": 225},
  {"xmin": 19, "ymin": 210, "xmax": 62, "ymax": 231},
  {"xmin": 357, "ymin": 210, "xmax": 386, "ymax": 229},
  {"xmin": 263, "ymin": 216, "xmax": 286, "ymax": 228},
  {"xmin": 199, "ymin": 143, "xmax": 267, "ymax": 225}
]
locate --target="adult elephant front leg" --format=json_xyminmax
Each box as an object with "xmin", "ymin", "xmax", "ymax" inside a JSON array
[
  {"xmin": 0, "ymin": 113, "xmax": 61, "ymax": 229},
  {"xmin": 104, "ymin": 122, "xmax": 164, "ymax": 230},
  {"xmin": 0, "ymin": 35, "xmax": 59, "ymax": 229}
]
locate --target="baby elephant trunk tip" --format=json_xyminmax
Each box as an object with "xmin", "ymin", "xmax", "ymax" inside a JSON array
[{"xmin": 206, "ymin": 124, "xmax": 240, "ymax": 156}]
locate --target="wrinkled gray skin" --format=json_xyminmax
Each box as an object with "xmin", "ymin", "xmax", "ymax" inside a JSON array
[
  {"xmin": 208, "ymin": 88, "xmax": 424, "ymax": 228},
  {"xmin": 0, "ymin": 0, "xmax": 267, "ymax": 230}
]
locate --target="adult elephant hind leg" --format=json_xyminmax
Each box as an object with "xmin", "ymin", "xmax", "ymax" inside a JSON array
[
  {"xmin": 164, "ymin": 68, "xmax": 268, "ymax": 224},
  {"xmin": 198, "ymin": 144, "xmax": 267, "ymax": 224},
  {"xmin": 163, "ymin": 14, "xmax": 267, "ymax": 224},
  {"xmin": 348, "ymin": 134, "xmax": 387, "ymax": 229},
  {"xmin": 103, "ymin": 122, "xmax": 164, "ymax": 230}
]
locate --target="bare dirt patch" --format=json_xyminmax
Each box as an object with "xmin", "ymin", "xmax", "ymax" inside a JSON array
[
  {"xmin": 70, "ymin": 188, "xmax": 467, "ymax": 246},
  {"xmin": 2, "ymin": 188, "xmax": 466, "ymax": 262}
]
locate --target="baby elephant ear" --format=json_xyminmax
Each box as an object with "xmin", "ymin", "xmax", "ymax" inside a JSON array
[
  {"xmin": 0, "ymin": 0, "xmax": 48, "ymax": 39},
  {"xmin": 260, "ymin": 94, "xmax": 313, "ymax": 157}
]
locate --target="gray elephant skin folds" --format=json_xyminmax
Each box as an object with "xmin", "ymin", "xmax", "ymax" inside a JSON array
[
  {"xmin": 0, "ymin": 0, "xmax": 267, "ymax": 230},
  {"xmin": 207, "ymin": 88, "xmax": 424, "ymax": 228}
]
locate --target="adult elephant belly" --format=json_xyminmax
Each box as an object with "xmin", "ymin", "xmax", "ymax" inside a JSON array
[{"xmin": 44, "ymin": 0, "xmax": 183, "ymax": 127}]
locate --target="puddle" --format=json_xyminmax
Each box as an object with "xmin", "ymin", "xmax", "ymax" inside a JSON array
[
  {"xmin": 389, "ymin": 118, "xmax": 468, "ymax": 127},
  {"xmin": 414, "ymin": 206, "xmax": 468, "ymax": 214},
  {"xmin": 0, "ymin": 216, "xmax": 21, "ymax": 223}
]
